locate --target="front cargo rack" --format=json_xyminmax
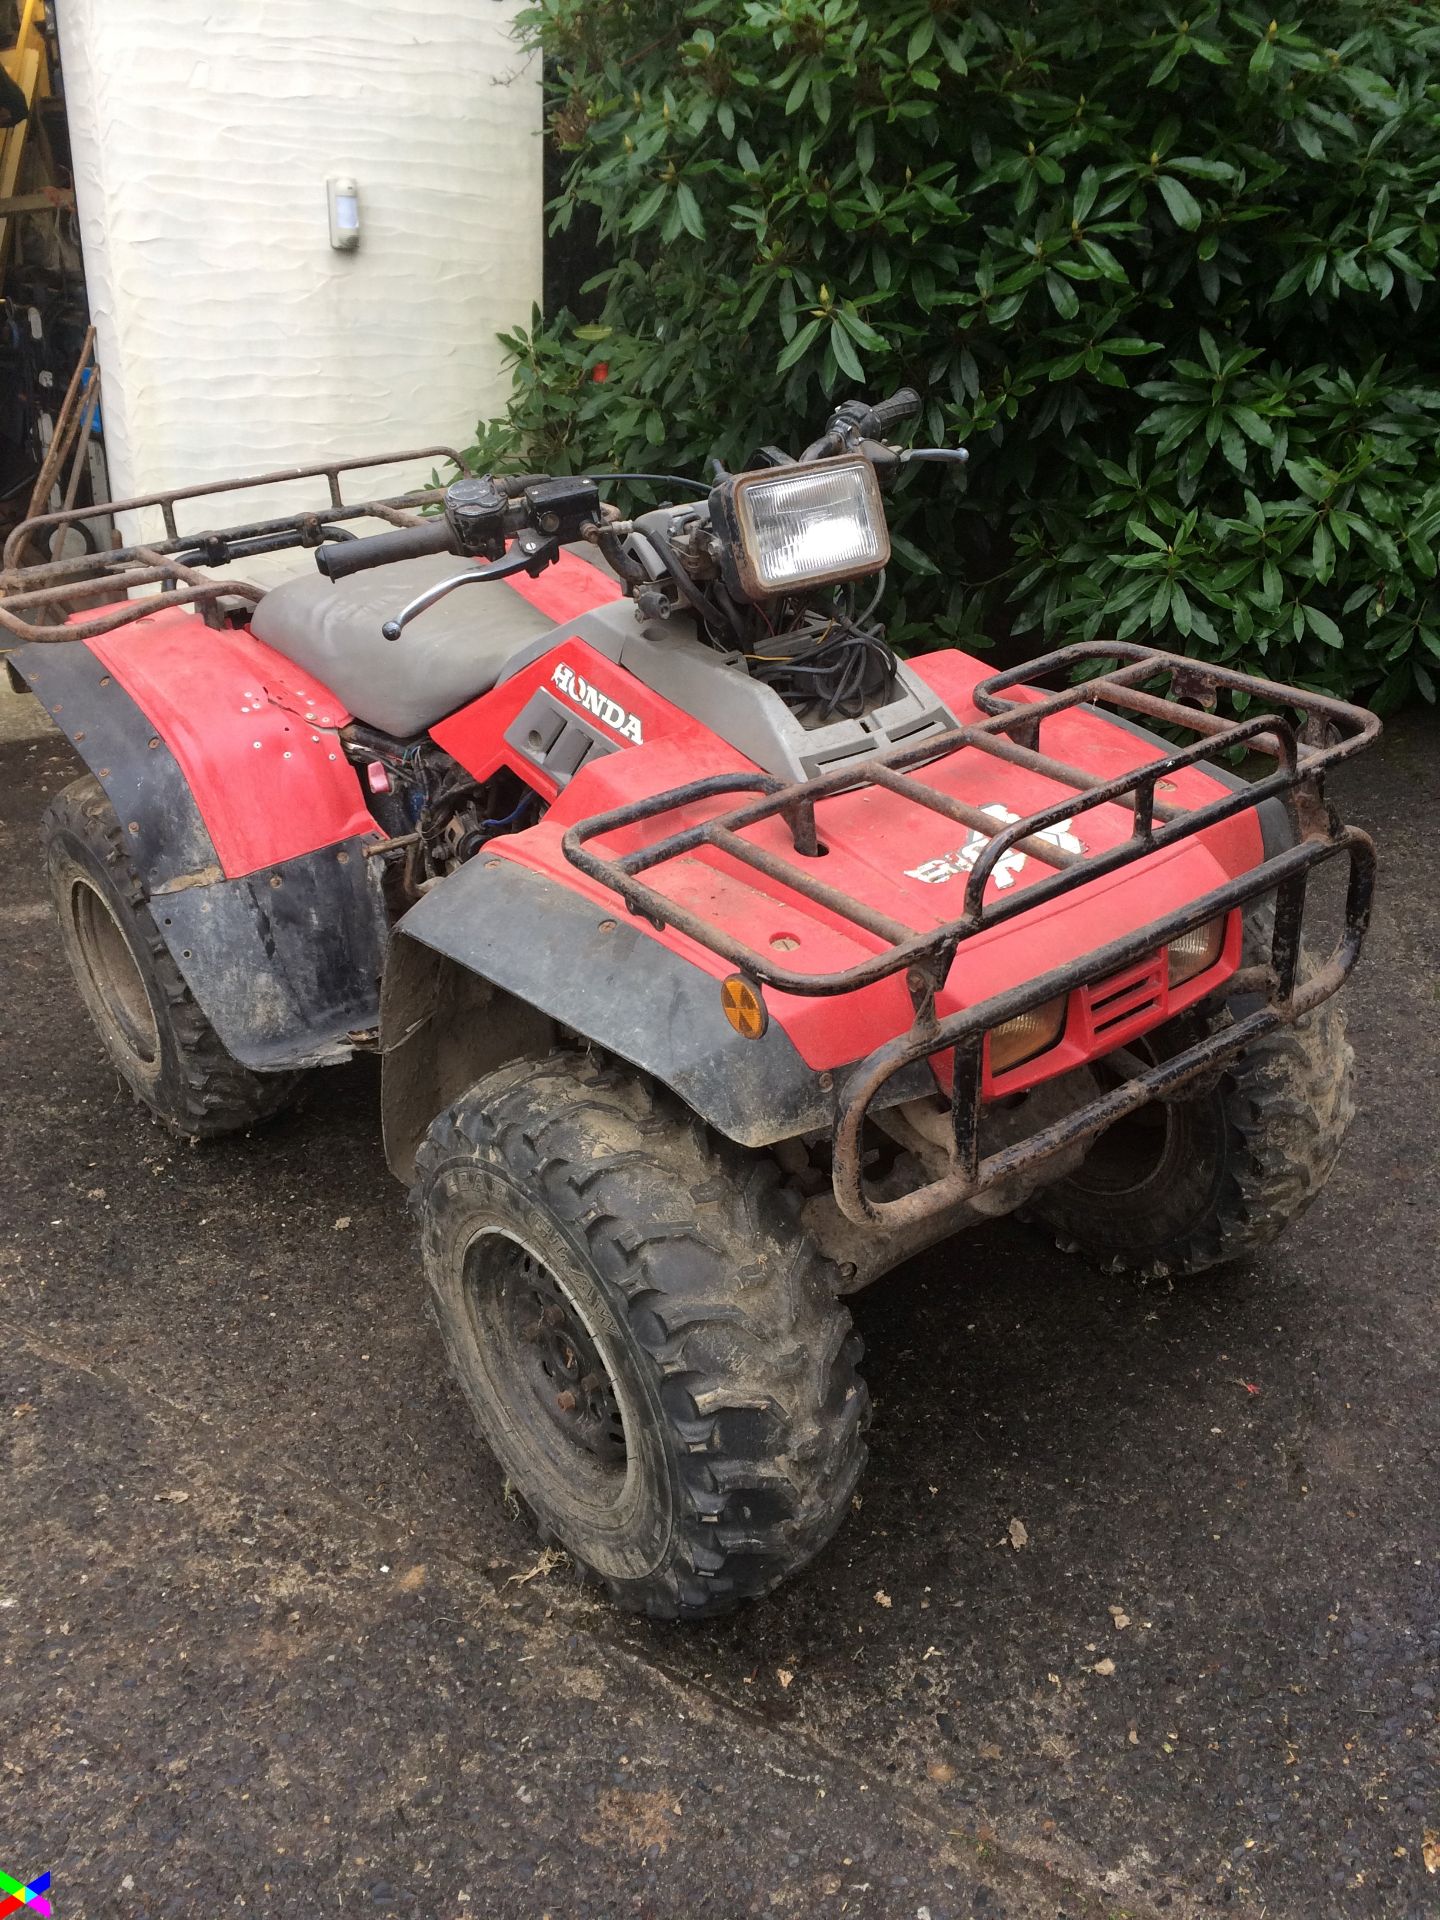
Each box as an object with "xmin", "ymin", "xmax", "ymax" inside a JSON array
[
  {"xmin": 0, "ymin": 446, "xmax": 473, "ymax": 647},
  {"xmin": 563, "ymin": 643, "xmax": 1379, "ymax": 1227}
]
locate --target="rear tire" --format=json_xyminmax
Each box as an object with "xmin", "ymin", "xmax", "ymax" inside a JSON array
[
  {"xmin": 1030, "ymin": 959, "xmax": 1354, "ymax": 1279},
  {"xmin": 43, "ymin": 775, "xmax": 305, "ymax": 1138},
  {"xmin": 414, "ymin": 1052, "xmax": 868, "ymax": 1620}
]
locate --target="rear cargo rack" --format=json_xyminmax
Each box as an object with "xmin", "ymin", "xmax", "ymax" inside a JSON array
[
  {"xmin": 563, "ymin": 643, "xmax": 1378, "ymax": 1227},
  {"xmin": 0, "ymin": 446, "xmax": 471, "ymax": 646}
]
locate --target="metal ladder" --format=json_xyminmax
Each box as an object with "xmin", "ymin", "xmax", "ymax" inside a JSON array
[{"xmin": 1, "ymin": 0, "xmax": 51, "ymax": 271}]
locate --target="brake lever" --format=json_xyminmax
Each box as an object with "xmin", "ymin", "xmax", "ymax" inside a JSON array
[
  {"xmin": 898, "ymin": 447, "xmax": 969, "ymax": 466},
  {"xmin": 380, "ymin": 531, "xmax": 560, "ymax": 641}
]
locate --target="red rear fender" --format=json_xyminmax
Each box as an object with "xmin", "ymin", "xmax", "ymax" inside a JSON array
[
  {"xmin": 80, "ymin": 606, "xmax": 377, "ymax": 877},
  {"xmin": 14, "ymin": 618, "xmax": 389, "ymax": 1071}
]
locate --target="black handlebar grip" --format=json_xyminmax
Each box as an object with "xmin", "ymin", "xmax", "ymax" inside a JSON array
[
  {"xmin": 868, "ymin": 387, "xmax": 923, "ymax": 431},
  {"xmin": 314, "ymin": 518, "xmax": 456, "ymax": 581}
]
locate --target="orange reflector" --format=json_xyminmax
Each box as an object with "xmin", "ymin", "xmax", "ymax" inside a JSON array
[{"xmin": 721, "ymin": 975, "xmax": 768, "ymax": 1039}]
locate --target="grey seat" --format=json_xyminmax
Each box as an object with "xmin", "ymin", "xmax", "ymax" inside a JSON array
[{"xmin": 249, "ymin": 554, "xmax": 560, "ymax": 737}]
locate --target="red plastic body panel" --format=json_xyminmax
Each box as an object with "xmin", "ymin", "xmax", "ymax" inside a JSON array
[
  {"xmin": 74, "ymin": 560, "xmax": 619, "ymax": 881},
  {"xmin": 86, "ymin": 606, "xmax": 376, "ymax": 879},
  {"xmin": 503, "ymin": 551, "xmax": 627, "ymax": 624},
  {"xmin": 69, "ymin": 555, "xmax": 626, "ymax": 881},
  {"xmin": 431, "ymin": 636, "xmax": 717, "ymax": 800},
  {"xmin": 77, "ymin": 559, "xmax": 1279, "ymax": 1101},
  {"xmin": 466, "ymin": 640, "xmax": 1271, "ymax": 1097}
]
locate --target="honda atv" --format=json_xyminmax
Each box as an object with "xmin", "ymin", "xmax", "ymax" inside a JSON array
[{"xmin": 1, "ymin": 394, "xmax": 1378, "ymax": 1619}]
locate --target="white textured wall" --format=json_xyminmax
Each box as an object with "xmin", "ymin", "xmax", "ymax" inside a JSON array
[{"xmin": 55, "ymin": 0, "xmax": 541, "ymax": 567}]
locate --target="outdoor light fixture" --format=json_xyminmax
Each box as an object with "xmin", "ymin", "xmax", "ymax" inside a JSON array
[
  {"xmin": 711, "ymin": 456, "xmax": 890, "ymax": 600},
  {"xmin": 327, "ymin": 176, "xmax": 361, "ymax": 251}
]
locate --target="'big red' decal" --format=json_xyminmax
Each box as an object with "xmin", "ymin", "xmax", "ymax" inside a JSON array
[
  {"xmin": 551, "ymin": 663, "xmax": 645, "ymax": 745},
  {"xmin": 906, "ymin": 804, "xmax": 1085, "ymax": 889}
]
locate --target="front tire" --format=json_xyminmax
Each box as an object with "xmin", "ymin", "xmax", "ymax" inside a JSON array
[
  {"xmin": 43, "ymin": 775, "xmax": 305, "ymax": 1138},
  {"xmin": 414, "ymin": 1053, "xmax": 868, "ymax": 1620},
  {"xmin": 1030, "ymin": 984, "xmax": 1354, "ymax": 1280}
]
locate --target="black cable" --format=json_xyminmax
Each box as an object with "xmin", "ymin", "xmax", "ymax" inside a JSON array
[
  {"xmin": 583, "ymin": 471, "xmax": 712, "ymax": 497},
  {"xmin": 595, "ymin": 526, "xmax": 648, "ymax": 585},
  {"xmin": 747, "ymin": 618, "xmax": 898, "ymax": 723},
  {"xmin": 644, "ymin": 525, "xmax": 740, "ymax": 641}
]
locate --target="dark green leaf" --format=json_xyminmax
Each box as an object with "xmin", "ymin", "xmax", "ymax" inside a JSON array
[
  {"xmin": 1159, "ymin": 172, "xmax": 1205, "ymax": 230},
  {"xmin": 890, "ymin": 532, "xmax": 941, "ymax": 576},
  {"xmin": 675, "ymin": 182, "xmax": 706, "ymax": 240},
  {"xmin": 1303, "ymin": 605, "xmax": 1345, "ymax": 648},
  {"xmin": 829, "ymin": 319, "xmax": 865, "ymax": 382},
  {"xmin": 1045, "ymin": 271, "xmax": 1079, "ymax": 319},
  {"xmin": 775, "ymin": 317, "xmax": 821, "ymax": 374},
  {"xmin": 626, "ymin": 184, "xmax": 667, "ymax": 234}
]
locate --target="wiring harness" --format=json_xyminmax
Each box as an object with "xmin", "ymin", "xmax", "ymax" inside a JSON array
[{"xmin": 745, "ymin": 579, "xmax": 898, "ymax": 723}]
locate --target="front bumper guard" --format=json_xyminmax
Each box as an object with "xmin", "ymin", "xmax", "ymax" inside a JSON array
[
  {"xmin": 563, "ymin": 642, "xmax": 1379, "ymax": 1232},
  {"xmin": 832, "ymin": 824, "xmax": 1374, "ymax": 1228}
]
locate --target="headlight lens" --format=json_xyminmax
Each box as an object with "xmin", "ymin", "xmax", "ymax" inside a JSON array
[
  {"xmin": 1168, "ymin": 915, "xmax": 1226, "ymax": 987},
  {"xmin": 720, "ymin": 457, "xmax": 890, "ymax": 597},
  {"xmin": 988, "ymin": 994, "xmax": 1068, "ymax": 1075}
]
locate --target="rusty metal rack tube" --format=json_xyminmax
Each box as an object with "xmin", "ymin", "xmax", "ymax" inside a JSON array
[
  {"xmin": 564, "ymin": 643, "xmax": 1380, "ymax": 1224},
  {"xmin": 0, "ymin": 446, "xmax": 471, "ymax": 645},
  {"xmin": 562, "ymin": 645, "xmax": 1379, "ymax": 1002},
  {"xmin": 830, "ymin": 824, "xmax": 1376, "ymax": 1227}
]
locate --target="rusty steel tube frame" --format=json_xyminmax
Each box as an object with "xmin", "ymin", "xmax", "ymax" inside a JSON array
[
  {"xmin": 563, "ymin": 647, "xmax": 1378, "ymax": 1000},
  {"xmin": 0, "ymin": 446, "xmax": 472, "ymax": 645},
  {"xmin": 561, "ymin": 644, "xmax": 1379, "ymax": 1228},
  {"xmin": 830, "ymin": 825, "xmax": 1375, "ymax": 1226}
]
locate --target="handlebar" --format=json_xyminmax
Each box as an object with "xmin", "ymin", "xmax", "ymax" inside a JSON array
[
  {"xmin": 314, "ymin": 473, "xmax": 554, "ymax": 582},
  {"xmin": 315, "ymin": 519, "xmax": 456, "ymax": 580},
  {"xmin": 311, "ymin": 407, "xmax": 939, "ymax": 596},
  {"xmin": 865, "ymin": 387, "xmax": 922, "ymax": 434},
  {"xmin": 799, "ymin": 388, "xmax": 925, "ymax": 463}
]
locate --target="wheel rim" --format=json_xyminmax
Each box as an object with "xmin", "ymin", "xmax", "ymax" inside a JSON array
[
  {"xmin": 67, "ymin": 876, "xmax": 160, "ymax": 1068},
  {"xmin": 1066, "ymin": 1041, "xmax": 1201, "ymax": 1202},
  {"xmin": 462, "ymin": 1228, "xmax": 631, "ymax": 1505},
  {"xmin": 1067, "ymin": 1100, "xmax": 1180, "ymax": 1199}
]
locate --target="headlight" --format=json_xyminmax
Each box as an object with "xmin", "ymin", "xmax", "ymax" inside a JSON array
[
  {"xmin": 711, "ymin": 456, "xmax": 890, "ymax": 599},
  {"xmin": 1168, "ymin": 915, "xmax": 1226, "ymax": 986},
  {"xmin": 988, "ymin": 994, "xmax": 1068, "ymax": 1075}
]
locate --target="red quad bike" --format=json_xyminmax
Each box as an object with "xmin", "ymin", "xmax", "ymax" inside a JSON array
[{"xmin": 2, "ymin": 393, "xmax": 1380, "ymax": 1619}]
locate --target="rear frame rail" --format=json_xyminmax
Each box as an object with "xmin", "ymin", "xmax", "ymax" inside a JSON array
[{"xmin": 0, "ymin": 446, "xmax": 472, "ymax": 645}]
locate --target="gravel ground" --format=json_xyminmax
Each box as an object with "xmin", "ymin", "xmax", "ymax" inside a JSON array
[{"xmin": 0, "ymin": 696, "xmax": 1436, "ymax": 1920}]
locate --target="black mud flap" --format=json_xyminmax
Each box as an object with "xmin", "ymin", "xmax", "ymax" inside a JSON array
[
  {"xmin": 16, "ymin": 639, "xmax": 387, "ymax": 1070},
  {"xmin": 397, "ymin": 855, "xmax": 844, "ymax": 1149}
]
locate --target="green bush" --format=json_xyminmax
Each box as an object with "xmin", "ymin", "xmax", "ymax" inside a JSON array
[{"xmin": 470, "ymin": 1, "xmax": 1440, "ymax": 710}]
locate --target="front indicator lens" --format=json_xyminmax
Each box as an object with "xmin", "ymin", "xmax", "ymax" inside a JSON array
[
  {"xmin": 722, "ymin": 457, "xmax": 890, "ymax": 597},
  {"xmin": 988, "ymin": 994, "xmax": 1067, "ymax": 1075},
  {"xmin": 1168, "ymin": 915, "xmax": 1226, "ymax": 987}
]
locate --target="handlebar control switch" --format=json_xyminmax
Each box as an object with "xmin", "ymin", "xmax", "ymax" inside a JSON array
[
  {"xmin": 444, "ymin": 476, "xmax": 510, "ymax": 559},
  {"xmin": 522, "ymin": 475, "xmax": 601, "ymax": 546}
]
